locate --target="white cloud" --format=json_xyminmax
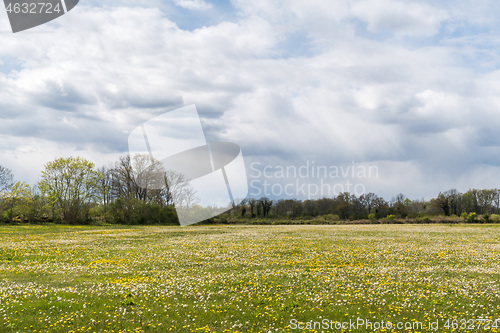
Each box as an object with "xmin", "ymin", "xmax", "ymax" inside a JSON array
[
  {"xmin": 1, "ymin": 1, "xmax": 500, "ymax": 200},
  {"xmin": 173, "ymin": 0, "xmax": 212, "ymax": 11},
  {"xmin": 351, "ymin": 0, "xmax": 449, "ymax": 37}
]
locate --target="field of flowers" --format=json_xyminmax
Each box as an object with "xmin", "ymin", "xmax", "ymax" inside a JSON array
[{"xmin": 0, "ymin": 224, "xmax": 499, "ymax": 332}]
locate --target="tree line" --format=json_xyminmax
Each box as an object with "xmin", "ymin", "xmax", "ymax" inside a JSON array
[
  {"xmin": 227, "ymin": 189, "xmax": 500, "ymax": 222},
  {"xmin": 0, "ymin": 155, "xmax": 194, "ymax": 224},
  {"xmin": 1, "ymin": 157, "xmax": 500, "ymax": 224}
]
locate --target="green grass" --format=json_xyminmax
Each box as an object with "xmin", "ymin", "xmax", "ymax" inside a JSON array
[{"xmin": 0, "ymin": 224, "xmax": 499, "ymax": 332}]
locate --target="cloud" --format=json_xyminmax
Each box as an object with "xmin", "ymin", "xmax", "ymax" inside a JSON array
[
  {"xmin": 0, "ymin": 1, "xmax": 500, "ymax": 200},
  {"xmin": 351, "ymin": 0, "xmax": 449, "ymax": 37},
  {"xmin": 173, "ymin": 0, "xmax": 212, "ymax": 11}
]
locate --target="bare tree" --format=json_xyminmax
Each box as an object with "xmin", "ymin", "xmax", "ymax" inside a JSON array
[
  {"xmin": 108, "ymin": 154, "xmax": 162, "ymax": 203},
  {"xmin": 359, "ymin": 193, "xmax": 378, "ymax": 216},
  {"xmin": 162, "ymin": 170, "xmax": 197, "ymax": 208},
  {"xmin": 108, "ymin": 154, "xmax": 196, "ymax": 207},
  {"xmin": 0, "ymin": 165, "xmax": 14, "ymax": 192},
  {"xmin": 259, "ymin": 198, "xmax": 273, "ymax": 217},
  {"xmin": 248, "ymin": 199, "xmax": 256, "ymax": 217},
  {"xmin": 109, "ymin": 155, "xmax": 148, "ymax": 201}
]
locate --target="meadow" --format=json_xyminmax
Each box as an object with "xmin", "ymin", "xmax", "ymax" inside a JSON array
[{"xmin": 0, "ymin": 224, "xmax": 499, "ymax": 332}]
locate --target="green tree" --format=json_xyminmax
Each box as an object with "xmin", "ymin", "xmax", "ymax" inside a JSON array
[
  {"xmin": 39, "ymin": 157, "xmax": 102, "ymax": 223},
  {"xmin": 462, "ymin": 190, "xmax": 479, "ymax": 213},
  {"xmin": 335, "ymin": 192, "xmax": 355, "ymax": 219},
  {"xmin": 0, "ymin": 182, "xmax": 41, "ymax": 222}
]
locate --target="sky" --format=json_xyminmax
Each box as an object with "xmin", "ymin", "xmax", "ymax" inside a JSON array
[{"xmin": 1, "ymin": 0, "xmax": 500, "ymax": 201}]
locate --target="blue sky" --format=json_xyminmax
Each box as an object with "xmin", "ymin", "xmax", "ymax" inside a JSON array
[{"xmin": 1, "ymin": 0, "xmax": 500, "ymax": 201}]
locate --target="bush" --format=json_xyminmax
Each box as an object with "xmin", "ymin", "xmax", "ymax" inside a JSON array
[
  {"xmin": 466, "ymin": 212, "xmax": 477, "ymax": 223},
  {"xmin": 379, "ymin": 214, "xmax": 396, "ymax": 224},
  {"xmin": 490, "ymin": 214, "xmax": 500, "ymax": 223},
  {"xmin": 211, "ymin": 216, "xmax": 229, "ymax": 224},
  {"xmin": 461, "ymin": 212, "xmax": 468, "ymax": 222},
  {"xmin": 420, "ymin": 216, "xmax": 431, "ymax": 223},
  {"xmin": 483, "ymin": 213, "xmax": 490, "ymax": 223},
  {"xmin": 322, "ymin": 214, "xmax": 340, "ymax": 221},
  {"xmin": 367, "ymin": 213, "xmax": 376, "ymax": 220},
  {"xmin": 108, "ymin": 198, "xmax": 178, "ymax": 225}
]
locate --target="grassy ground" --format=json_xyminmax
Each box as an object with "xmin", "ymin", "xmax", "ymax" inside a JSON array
[{"xmin": 0, "ymin": 224, "xmax": 499, "ymax": 332}]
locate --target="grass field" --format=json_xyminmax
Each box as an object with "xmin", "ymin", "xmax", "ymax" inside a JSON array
[{"xmin": 0, "ymin": 224, "xmax": 499, "ymax": 332}]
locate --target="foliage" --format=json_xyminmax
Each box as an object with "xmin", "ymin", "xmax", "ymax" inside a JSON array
[
  {"xmin": 0, "ymin": 182, "xmax": 39, "ymax": 222},
  {"xmin": 108, "ymin": 197, "xmax": 177, "ymax": 225},
  {"xmin": 323, "ymin": 214, "xmax": 340, "ymax": 221},
  {"xmin": 490, "ymin": 214, "xmax": 500, "ymax": 223},
  {"xmin": 464, "ymin": 212, "xmax": 477, "ymax": 223},
  {"xmin": 6, "ymin": 159, "xmax": 500, "ymax": 225},
  {"xmin": 39, "ymin": 157, "xmax": 103, "ymax": 224}
]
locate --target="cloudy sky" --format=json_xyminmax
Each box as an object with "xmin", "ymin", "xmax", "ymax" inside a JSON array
[{"xmin": 1, "ymin": 0, "xmax": 500, "ymax": 201}]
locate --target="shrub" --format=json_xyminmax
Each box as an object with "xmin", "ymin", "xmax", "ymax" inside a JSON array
[
  {"xmin": 490, "ymin": 214, "xmax": 500, "ymax": 223},
  {"xmin": 461, "ymin": 212, "xmax": 468, "ymax": 222},
  {"xmin": 467, "ymin": 212, "xmax": 477, "ymax": 223},
  {"xmin": 367, "ymin": 213, "xmax": 376, "ymax": 220},
  {"xmin": 322, "ymin": 214, "xmax": 340, "ymax": 221},
  {"xmin": 380, "ymin": 215, "xmax": 396, "ymax": 224},
  {"xmin": 108, "ymin": 198, "xmax": 178, "ymax": 225}
]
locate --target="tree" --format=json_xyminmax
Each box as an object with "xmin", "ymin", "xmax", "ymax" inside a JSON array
[
  {"xmin": 372, "ymin": 196, "xmax": 389, "ymax": 218},
  {"xmin": 1, "ymin": 182, "xmax": 42, "ymax": 222},
  {"xmin": 359, "ymin": 193, "xmax": 378, "ymax": 217},
  {"xmin": 39, "ymin": 157, "xmax": 103, "ymax": 223},
  {"xmin": 434, "ymin": 192, "xmax": 450, "ymax": 216},
  {"xmin": 109, "ymin": 155, "xmax": 151, "ymax": 203},
  {"xmin": 334, "ymin": 192, "xmax": 355, "ymax": 219},
  {"xmin": 240, "ymin": 201, "xmax": 247, "ymax": 217},
  {"xmin": 391, "ymin": 193, "xmax": 408, "ymax": 218},
  {"xmin": 0, "ymin": 165, "xmax": 14, "ymax": 192},
  {"xmin": 259, "ymin": 198, "xmax": 273, "ymax": 217},
  {"xmin": 303, "ymin": 199, "xmax": 318, "ymax": 216},
  {"xmin": 462, "ymin": 190, "xmax": 479, "ymax": 213},
  {"xmin": 107, "ymin": 154, "xmax": 196, "ymax": 208},
  {"xmin": 493, "ymin": 189, "xmax": 500, "ymax": 212},
  {"xmin": 163, "ymin": 169, "xmax": 196, "ymax": 209},
  {"xmin": 248, "ymin": 199, "xmax": 256, "ymax": 217},
  {"xmin": 316, "ymin": 198, "xmax": 335, "ymax": 215},
  {"xmin": 477, "ymin": 189, "xmax": 496, "ymax": 214},
  {"xmin": 273, "ymin": 199, "xmax": 292, "ymax": 217}
]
